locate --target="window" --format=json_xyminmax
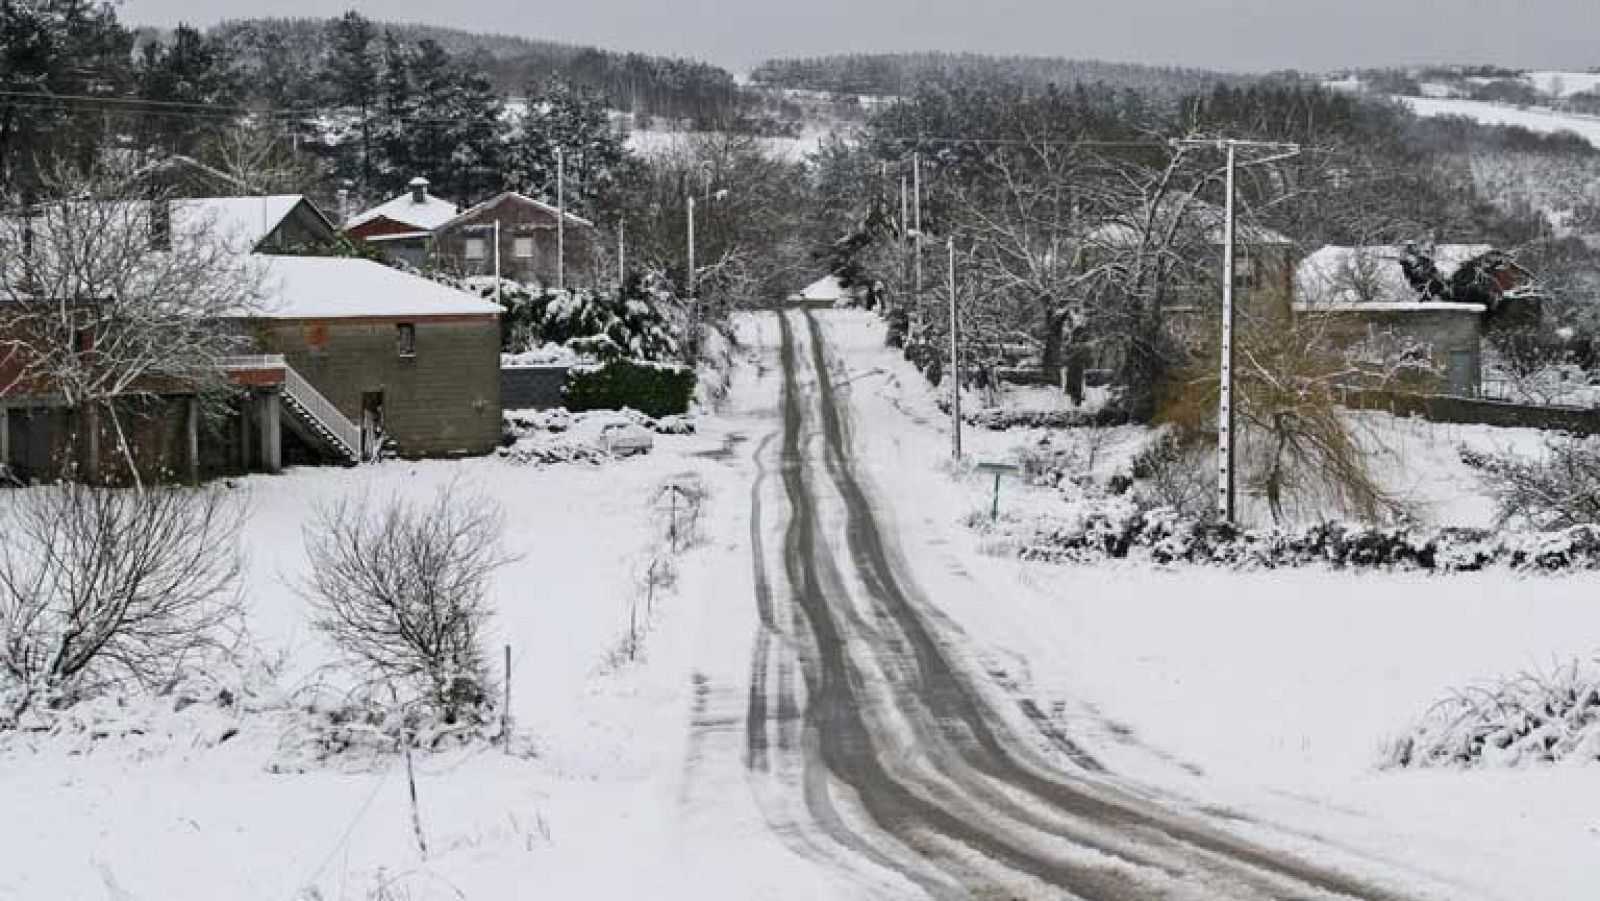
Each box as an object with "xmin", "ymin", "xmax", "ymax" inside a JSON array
[
  {"xmin": 396, "ymin": 323, "xmax": 416, "ymax": 358},
  {"xmin": 464, "ymin": 237, "xmax": 487, "ymax": 261},
  {"xmin": 513, "ymin": 236, "xmax": 535, "ymax": 259}
]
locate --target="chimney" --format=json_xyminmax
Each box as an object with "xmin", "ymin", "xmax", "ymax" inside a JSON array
[
  {"xmin": 336, "ymin": 187, "xmax": 350, "ymax": 224},
  {"xmin": 409, "ymin": 177, "xmax": 430, "ymax": 205}
]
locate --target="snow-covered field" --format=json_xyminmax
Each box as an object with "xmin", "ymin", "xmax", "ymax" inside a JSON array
[
  {"xmin": 819, "ymin": 310, "xmax": 1600, "ymax": 900},
  {"xmin": 1394, "ymin": 95, "xmax": 1600, "ymax": 148},
  {"xmin": 1525, "ymin": 70, "xmax": 1600, "ymax": 99},
  {"xmin": 0, "ymin": 336, "xmax": 832, "ymax": 900},
  {"xmin": 626, "ymin": 128, "xmax": 828, "ymax": 159}
]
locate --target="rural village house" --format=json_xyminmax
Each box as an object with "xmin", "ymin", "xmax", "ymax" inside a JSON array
[
  {"xmin": 0, "ymin": 192, "xmax": 502, "ymax": 483},
  {"xmin": 345, "ymin": 177, "xmax": 601, "ymax": 288},
  {"xmin": 1294, "ymin": 243, "xmax": 1541, "ymax": 396}
]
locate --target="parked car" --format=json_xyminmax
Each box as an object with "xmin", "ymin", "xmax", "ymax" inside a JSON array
[{"xmin": 596, "ymin": 420, "xmax": 655, "ymax": 457}]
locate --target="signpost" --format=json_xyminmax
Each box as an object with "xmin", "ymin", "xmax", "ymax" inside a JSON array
[{"xmin": 975, "ymin": 460, "xmax": 1020, "ymax": 522}]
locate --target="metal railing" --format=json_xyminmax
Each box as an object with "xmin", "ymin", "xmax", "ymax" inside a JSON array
[
  {"xmin": 282, "ymin": 365, "xmax": 362, "ymax": 460},
  {"xmin": 220, "ymin": 354, "xmax": 287, "ymax": 371}
]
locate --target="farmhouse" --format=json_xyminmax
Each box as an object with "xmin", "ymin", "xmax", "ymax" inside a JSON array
[
  {"xmin": 346, "ymin": 179, "xmax": 600, "ymax": 288},
  {"xmin": 0, "ymin": 194, "xmax": 502, "ymax": 484},
  {"xmin": 342, "ymin": 177, "xmax": 460, "ymax": 269},
  {"xmin": 1294, "ymin": 244, "xmax": 1539, "ymax": 396}
]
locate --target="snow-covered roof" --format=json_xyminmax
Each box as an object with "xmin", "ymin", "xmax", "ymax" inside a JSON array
[
  {"xmin": 800, "ymin": 275, "xmax": 844, "ymax": 301},
  {"xmin": 346, "ymin": 190, "xmax": 460, "ymax": 231},
  {"xmin": 176, "ymin": 196, "xmax": 312, "ymax": 252},
  {"xmin": 1292, "ymin": 301, "xmax": 1486, "ymax": 313},
  {"xmin": 1296, "ymin": 244, "xmax": 1495, "ymax": 308},
  {"xmin": 1085, "ymin": 200, "xmax": 1294, "ymax": 249},
  {"xmin": 253, "ymin": 256, "xmax": 501, "ymax": 320},
  {"xmin": 437, "ymin": 191, "xmax": 596, "ymax": 232}
]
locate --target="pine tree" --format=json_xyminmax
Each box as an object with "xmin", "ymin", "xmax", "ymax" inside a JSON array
[
  {"xmin": 369, "ymin": 37, "xmax": 505, "ymax": 204},
  {"xmin": 0, "ymin": 0, "xmax": 135, "ymax": 189},
  {"xmin": 324, "ymin": 11, "xmax": 378, "ymax": 193},
  {"xmin": 505, "ymin": 77, "xmax": 630, "ymax": 218},
  {"xmin": 136, "ymin": 25, "xmax": 239, "ymax": 158}
]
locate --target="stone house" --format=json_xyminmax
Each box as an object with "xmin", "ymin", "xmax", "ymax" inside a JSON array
[
  {"xmin": 342, "ymin": 178, "xmax": 461, "ymax": 269},
  {"xmin": 0, "ymin": 194, "xmax": 502, "ymax": 483},
  {"xmin": 1293, "ymin": 244, "xmax": 1540, "ymax": 396},
  {"xmin": 345, "ymin": 179, "xmax": 600, "ymax": 288},
  {"xmin": 431, "ymin": 191, "xmax": 600, "ymax": 288}
]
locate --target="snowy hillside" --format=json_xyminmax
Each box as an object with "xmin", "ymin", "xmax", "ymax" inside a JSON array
[{"xmin": 1394, "ymin": 95, "xmax": 1600, "ymax": 148}]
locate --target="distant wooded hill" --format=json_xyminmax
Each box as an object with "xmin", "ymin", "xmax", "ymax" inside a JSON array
[
  {"xmin": 750, "ymin": 52, "xmax": 1248, "ymax": 100},
  {"xmin": 205, "ymin": 17, "xmax": 743, "ymax": 123}
]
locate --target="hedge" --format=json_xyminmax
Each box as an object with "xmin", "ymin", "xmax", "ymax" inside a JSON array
[
  {"xmin": 1013, "ymin": 502, "xmax": 1600, "ymax": 573},
  {"xmin": 563, "ymin": 359, "xmax": 696, "ymax": 418}
]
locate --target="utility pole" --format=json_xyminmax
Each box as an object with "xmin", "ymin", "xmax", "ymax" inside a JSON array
[
  {"xmin": 1172, "ymin": 137, "xmax": 1300, "ymax": 525},
  {"xmin": 686, "ymin": 195, "xmax": 696, "ymax": 297},
  {"xmin": 618, "ymin": 219, "xmax": 626, "ymax": 288},
  {"xmin": 898, "ymin": 173, "xmax": 910, "ymax": 318},
  {"xmin": 947, "ymin": 237, "xmax": 962, "ymax": 460},
  {"xmin": 556, "ymin": 146, "xmax": 566, "ymax": 292},
  {"xmin": 912, "ymin": 152, "xmax": 923, "ymax": 319},
  {"xmin": 1217, "ymin": 141, "xmax": 1237, "ymax": 525},
  {"xmin": 493, "ymin": 218, "xmax": 501, "ymax": 306}
]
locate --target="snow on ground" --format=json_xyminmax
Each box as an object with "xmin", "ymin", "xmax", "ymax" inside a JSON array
[
  {"xmin": 817, "ymin": 309, "xmax": 1600, "ymax": 900},
  {"xmin": 1525, "ymin": 70, "xmax": 1600, "ymax": 99},
  {"xmin": 1395, "ymin": 95, "xmax": 1600, "ymax": 148},
  {"xmin": 626, "ymin": 128, "xmax": 826, "ymax": 160},
  {"xmin": 0, "ymin": 321, "xmax": 847, "ymax": 901}
]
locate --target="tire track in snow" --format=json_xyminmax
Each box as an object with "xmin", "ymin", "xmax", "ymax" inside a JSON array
[{"xmin": 774, "ymin": 308, "xmax": 1440, "ymax": 900}]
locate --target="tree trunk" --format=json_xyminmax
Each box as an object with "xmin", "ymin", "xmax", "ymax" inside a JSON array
[{"xmin": 1039, "ymin": 309, "xmax": 1067, "ymax": 385}]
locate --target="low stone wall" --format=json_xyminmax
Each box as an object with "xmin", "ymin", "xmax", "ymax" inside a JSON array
[
  {"xmin": 501, "ymin": 365, "xmax": 569, "ymax": 410},
  {"xmin": 1343, "ymin": 387, "xmax": 1600, "ymax": 434}
]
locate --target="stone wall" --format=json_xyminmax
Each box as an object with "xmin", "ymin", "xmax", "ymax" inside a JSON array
[{"xmin": 501, "ymin": 365, "xmax": 570, "ymax": 410}]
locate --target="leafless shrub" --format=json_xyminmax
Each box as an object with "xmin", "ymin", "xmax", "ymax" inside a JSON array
[
  {"xmin": 1461, "ymin": 437, "xmax": 1600, "ymax": 529},
  {"xmin": 302, "ymin": 485, "xmax": 512, "ymax": 725},
  {"xmin": 0, "ymin": 484, "xmax": 244, "ymax": 722},
  {"xmin": 1131, "ymin": 432, "xmax": 1214, "ymax": 519}
]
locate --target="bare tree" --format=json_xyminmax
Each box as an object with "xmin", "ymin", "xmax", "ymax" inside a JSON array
[
  {"xmin": 1162, "ymin": 311, "xmax": 1424, "ymax": 524},
  {"xmin": 0, "ymin": 484, "xmax": 244, "ymax": 722},
  {"xmin": 0, "ymin": 156, "xmax": 264, "ymax": 482},
  {"xmin": 205, "ymin": 120, "xmax": 328, "ymax": 197},
  {"xmin": 1462, "ymin": 436, "xmax": 1600, "ymax": 529},
  {"xmin": 303, "ymin": 484, "xmax": 512, "ymax": 724}
]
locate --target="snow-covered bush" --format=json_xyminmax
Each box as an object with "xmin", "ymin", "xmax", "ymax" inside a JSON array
[
  {"xmin": 1461, "ymin": 437, "xmax": 1600, "ymax": 529},
  {"xmin": 273, "ymin": 682, "xmax": 501, "ymax": 770},
  {"xmin": 1012, "ymin": 499, "xmax": 1600, "ymax": 574},
  {"xmin": 1385, "ymin": 659, "xmax": 1600, "ymax": 768},
  {"xmin": 497, "ymin": 281, "xmax": 681, "ymax": 362},
  {"xmin": 0, "ymin": 484, "xmax": 244, "ymax": 724},
  {"xmin": 301, "ymin": 485, "xmax": 512, "ymax": 726}
]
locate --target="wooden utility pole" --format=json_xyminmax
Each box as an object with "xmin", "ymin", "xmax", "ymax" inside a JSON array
[
  {"xmin": 556, "ymin": 146, "xmax": 566, "ymax": 292},
  {"xmin": 947, "ymin": 237, "xmax": 962, "ymax": 460},
  {"xmin": 912, "ymin": 153, "xmax": 923, "ymax": 318}
]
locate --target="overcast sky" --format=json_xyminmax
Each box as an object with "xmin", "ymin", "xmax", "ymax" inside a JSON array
[{"xmin": 119, "ymin": 0, "xmax": 1596, "ymax": 74}]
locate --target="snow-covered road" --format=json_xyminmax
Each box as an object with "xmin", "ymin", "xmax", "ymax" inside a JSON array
[{"xmin": 737, "ymin": 308, "xmax": 1476, "ymax": 899}]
